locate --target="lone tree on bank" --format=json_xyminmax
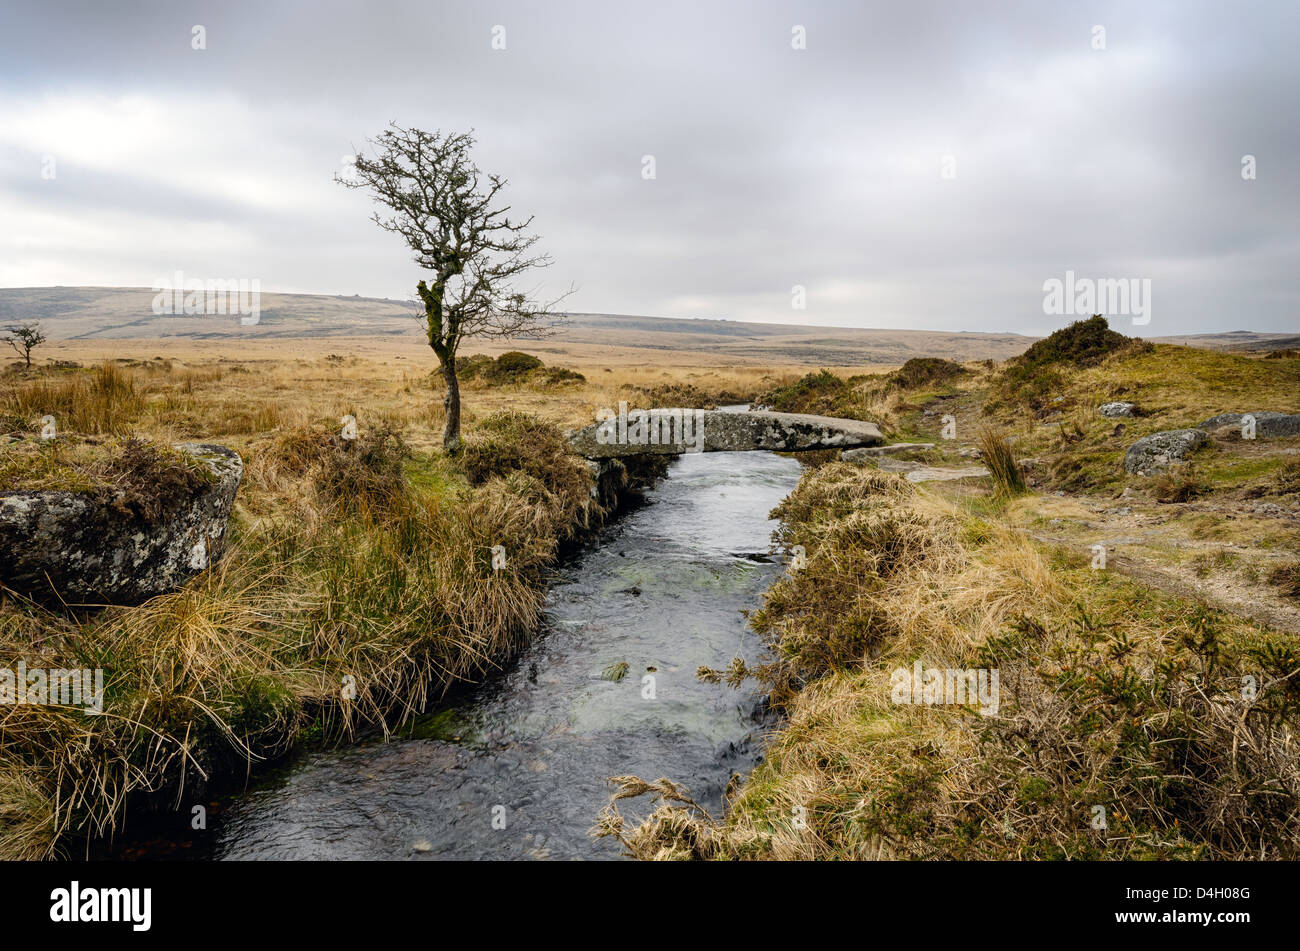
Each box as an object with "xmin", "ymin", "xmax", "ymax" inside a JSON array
[
  {"xmin": 3, "ymin": 321, "xmax": 46, "ymax": 368},
  {"xmin": 336, "ymin": 124, "xmax": 564, "ymax": 452}
]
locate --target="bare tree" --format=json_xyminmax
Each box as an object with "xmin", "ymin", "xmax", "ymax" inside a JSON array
[
  {"xmin": 3, "ymin": 321, "xmax": 46, "ymax": 368},
  {"xmin": 336, "ymin": 124, "xmax": 566, "ymax": 452}
]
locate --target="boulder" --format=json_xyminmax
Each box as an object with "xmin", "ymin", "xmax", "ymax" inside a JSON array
[
  {"xmin": 1123, "ymin": 429, "xmax": 1209, "ymax": 475},
  {"xmin": 842, "ymin": 442, "xmax": 935, "ymax": 462},
  {"xmin": 0, "ymin": 443, "xmax": 242, "ymax": 605},
  {"xmin": 568, "ymin": 409, "xmax": 882, "ymax": 459},
  {"xmin": 1099, "ymin": 401, "xmax": 1138, "ymax": 418},
  {"xmin": 1197, "ymin": 412, "xmax": 1300, "ymax": 438}
]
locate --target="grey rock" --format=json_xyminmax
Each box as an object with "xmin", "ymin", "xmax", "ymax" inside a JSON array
[
  {"xmin": 904, "ymin": 465, "xmax": 990, "ymax": 483},
  {"xmin": 1099, "ymin": 401, "xmax": 1138, "ymax": 418},
  {"xmin": 568, "ymin": 409, "xmax": 882, "ymax": 459},
  {"xmin": 0, "ymin": 443, "xmax": 243, "ymax": 605},
  {"xmin": 1197, "ymin": 411, "xmax": 1300, "ymax": 438},
  {"xmin": 1123, "ymin": 429, "xmax": 1210, "ymax": 475},
  {"xmin": 842, "ymin": 442, "xmax": 935, "ymax": 461},
  {"xmin": 1252, "ymin": 503, "xmax": 1292, "ymax": 518}
]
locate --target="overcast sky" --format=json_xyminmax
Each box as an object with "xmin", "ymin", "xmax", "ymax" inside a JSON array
[{"xmin": 1, "ymin": 0, "xmax": 1296, "ymax": 335}]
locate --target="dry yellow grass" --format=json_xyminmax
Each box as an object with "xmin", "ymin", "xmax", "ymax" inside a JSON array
[
  {"xmin": 2, "ymin": 346, "xmax": 708, "ymax": 858},
  {"xmin": 598, "ymin": 463, "xmax": 1300, "ymax": 861}
]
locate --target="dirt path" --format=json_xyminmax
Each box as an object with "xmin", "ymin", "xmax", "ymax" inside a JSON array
[{"xmin": 1029, "ymin": 529, "xmax": 1300, "ymax": 635}]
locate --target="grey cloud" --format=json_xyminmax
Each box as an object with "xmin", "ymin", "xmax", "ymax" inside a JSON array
[{"xmin": 0, "ymin": 0, "xmax": 1295, "ymax": 333}]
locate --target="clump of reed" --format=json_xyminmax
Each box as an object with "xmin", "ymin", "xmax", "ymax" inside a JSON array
[
  {"xmin": 974, "ymin": 426, "xmax": 1026, "ymax": 497},
  {"xmin": 2, "ymin": 361, "xmax": 145, "ymax": 436}
]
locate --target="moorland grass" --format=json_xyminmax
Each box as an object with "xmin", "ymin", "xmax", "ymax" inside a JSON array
[
  {"xmin": 0, "ymin": 361, "xmax": 618, "ymax": 858},
  {"xmin": 598, "ymin": 464, "xmax": 1300, "ymax": 860}
]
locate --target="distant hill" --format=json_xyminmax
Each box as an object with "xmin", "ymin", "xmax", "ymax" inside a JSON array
[
  {"xmin": 1, "ymin": 286, "xmax": 1293, "ymax": 366},
  {"xmin": 1147, "ymin": 330, "xmax": 1300, "ymax": 352}
]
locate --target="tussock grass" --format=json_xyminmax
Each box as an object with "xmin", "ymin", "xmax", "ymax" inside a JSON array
[
  {"xmin": 1152, "ymin": 467, "xmax": 1207, "ymax": 503},
  {"xmin": 2, "ymin": 361, "xmax": 146, "ymax": 436},
  {"xmin": 974, "ymin": 427, "xmax": 1026, "ymax": 497},
  {"xmin": 1269, "ymin": 562, "xmax": 1300, "ymax": 601},
  {"xmin": 0, "ymin": 394, "xmax": 609, "ymax": 857}
]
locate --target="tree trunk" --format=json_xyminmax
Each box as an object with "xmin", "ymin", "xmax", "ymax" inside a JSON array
[{"xmin": 441, "ymin": 356, "xmax": 461, "ymax": 453}]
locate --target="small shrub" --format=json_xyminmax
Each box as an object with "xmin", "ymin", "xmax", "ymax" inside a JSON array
[
  {"xmin": 458, "ymin": 412, "xmax": 599, "ymax": 538},
  {"xmin": 887, "ymin": 358, "xmax": 967, "ymax": 390},
  {"xmin": 758, "ymin": 370, "xmax": 847, "ymax": 415},
  {"xmin": 536, "ymin": 366, "xmax": 586, "ymax": 386},
  {"xmin": 997, "ymin": 317, "xmax": 1143, "ymax": 412},
  {"xmin": 267, "ymin": 423, "xmax": 409, "ymax": 512},
  {"xmin": 487, "ymin": 351, "xmax": 543, "ymax": 382},
  {"xmin": 316, "ymin": 426, "xmax": 409, "ymax": 510}
]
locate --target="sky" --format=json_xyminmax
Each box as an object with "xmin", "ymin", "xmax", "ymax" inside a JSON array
[{"xmin": 1, "ymin": 0, "xmax": 1296, "ymax": 336}]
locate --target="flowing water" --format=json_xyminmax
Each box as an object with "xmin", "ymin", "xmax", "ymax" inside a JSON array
[{"xmin": 188, "ymin": 447, "xmax": 801, "ymax": 860}]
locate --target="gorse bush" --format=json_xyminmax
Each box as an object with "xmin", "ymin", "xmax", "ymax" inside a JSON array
[
  {"xmin": 489, "ymin": 351, "xmax": 543, "ymax": 380},
  {"xmin": 436, "ymin": 351, "xmax": 584, "ymax": 388},
  {"xmin": 886, "ymin": 357, "xmax": 967, "ymax": 391},
  {"xmin": 993, "ymin": 316, "xmax": 1145, "ymax": 413},
  {"xmin": 758, "ymin": 370, "xmax": 848, "ymax": 415},
  {"xmin": 265, "ymin": 422, "xmax": 409, "ymax": 513},
  {"xmin": 1014, "ymin": 316, "xmax": 1134, "ymax": 373}
]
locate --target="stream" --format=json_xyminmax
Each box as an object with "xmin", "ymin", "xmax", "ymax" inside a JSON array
[{"xmin": 127, "ymin": 442, "xmax": 802, "ymax": 860}]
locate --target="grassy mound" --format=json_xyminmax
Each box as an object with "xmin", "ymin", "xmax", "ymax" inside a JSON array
[
  {"xmin": 758, "ymin": 370, "xmax": 849, "ymax": 415},
  {"xmin": 995, "ymin": 316, "xmax": 1141, "ymax": 412},
  {"xmin": 998, "ymin": 342, "xmax": 1300, "ymax": 495},
  {"xmin": 443, "ymin": 351, "xmax": 585, "ymax": 388},
  {"xmin": 886, "ymin": 357, "xmax": 967, "ymax": 390}
]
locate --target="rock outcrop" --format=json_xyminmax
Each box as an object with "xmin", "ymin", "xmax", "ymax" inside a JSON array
[
  {"xmin": 0, "ymin": 443, "xmax": 242, "ymax": 605},
  {"xmin": 1197, "ymin": 411, "xmax": 1300, "ymax": 438},
  {"xmin": 841, "ymin": 442, "xmax": 936, "ymax": 461},
  {"xmin": 1099, "ymin": 401, "xmax": 1138, "ymax": 418},
  {"xmin": 1123, "ymin": 429, "xmax": 1209, "ymax": 475},
  {"xmin": 568, "ymin": 409, "xmax": 883, "ymax": 459}
]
